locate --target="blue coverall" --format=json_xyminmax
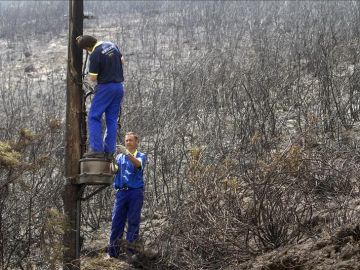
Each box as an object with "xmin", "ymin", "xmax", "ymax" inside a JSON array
[{"xmin": 108, "ymin": 150, "xmax": 147, "ymax": 257}]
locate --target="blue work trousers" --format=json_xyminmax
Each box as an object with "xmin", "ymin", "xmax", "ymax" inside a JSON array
[
  {"xmin": 108, "ymin": 188, "xmax": 144, "ymax": 257},
  {"xmin": 88, "ymin": 82, "xmax": 124, "ymax": 154}
]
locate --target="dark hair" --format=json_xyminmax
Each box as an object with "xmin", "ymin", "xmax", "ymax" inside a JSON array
[{"xmin": 76, "ymin": 35, "xmax": 97, "ymax": 49}]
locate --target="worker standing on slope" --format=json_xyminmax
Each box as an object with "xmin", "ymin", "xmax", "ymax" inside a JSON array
[
  {"xmin": 108, "ymin": 132, "xmax": 147, "ymax": 259},
  {"xmin": 76, "ymin": 35, "xmax": 124, "ymax": 159}
]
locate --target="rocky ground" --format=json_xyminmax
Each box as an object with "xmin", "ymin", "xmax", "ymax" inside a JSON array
[
  {"xmin": 79, "ymin": 221, "xmax": 360, "ymax": 270},
  {"xmin": 81, "ymin": 231, "xmax": 360, "ymax": 270},
  {"xmin": 233, "ymin": 225, "xmax": 360, "ymax": 270},
  {"xmin": 80, "ymin": 220, "xmax": 160, "ymax": 270}
]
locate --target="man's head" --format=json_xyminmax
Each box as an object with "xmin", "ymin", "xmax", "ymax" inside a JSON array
[
  {"xmin": 76, "ymin": 35, "xmax": 97, "ymax": 52},
  {"xmin": 124, "ymin": 132, "xmax": 139, "ymax": 153}
]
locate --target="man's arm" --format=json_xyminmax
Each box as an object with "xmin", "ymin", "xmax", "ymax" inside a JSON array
[
  {"xmin": 88, "ymin": 51, "xmax": 99, "ymax": 82},
  {"xmin": 117, "ymin": 145, "xmax": 142, "ymax": 169},
  {"xmin": 127, "ymin": 154, "xmax": 141, "ymax": 169}
]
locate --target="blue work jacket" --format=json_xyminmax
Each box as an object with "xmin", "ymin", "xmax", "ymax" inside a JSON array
[{"xmin": 113, "ymin": 150, "xmax": 147, "ymax": 189}]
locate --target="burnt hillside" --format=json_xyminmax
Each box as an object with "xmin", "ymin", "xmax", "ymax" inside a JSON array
[{"xmin": 1, "ymin": 1, "xmax": 360, "ymax": 269}]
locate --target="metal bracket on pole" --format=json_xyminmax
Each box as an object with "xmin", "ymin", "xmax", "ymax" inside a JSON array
[{"xmin": 80, "ymin": 185, "xmax": 110, "ymax": 201}]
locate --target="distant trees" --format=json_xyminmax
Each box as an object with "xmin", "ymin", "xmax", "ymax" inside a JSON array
[{"xmin": 0, "ymin": 1, "xmax": 67, "ymax": 41}]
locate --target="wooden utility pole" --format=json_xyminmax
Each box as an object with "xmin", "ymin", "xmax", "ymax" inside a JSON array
[{"xmin": 64, "ymin": 0, "xmax": 83, "ymax": 269}]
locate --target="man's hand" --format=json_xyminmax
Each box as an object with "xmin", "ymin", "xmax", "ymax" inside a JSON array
[{"xmin": 117, "ymin": 145, "xmax": 130, "ymax": 156}]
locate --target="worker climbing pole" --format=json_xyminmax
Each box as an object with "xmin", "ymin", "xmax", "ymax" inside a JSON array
[
  {"xmin": 76, "ymin": 34, "xmax": 125, "ymax": 160},
  {"xmin": 63, "ymin": 0, "xmax": 124, "ymax": 268},
  {"xmin": 78, "ymin": 49, "xmax": 116, "ymax": 186}
]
